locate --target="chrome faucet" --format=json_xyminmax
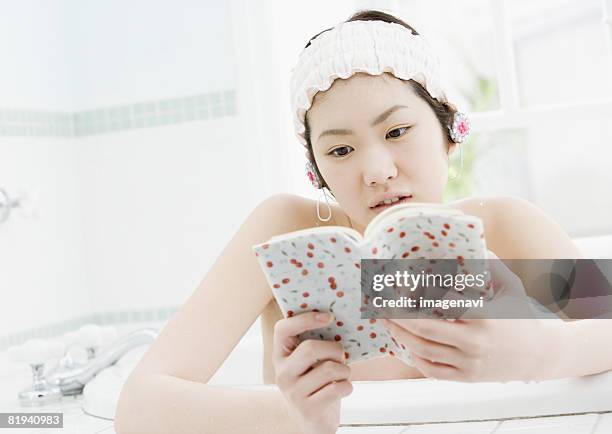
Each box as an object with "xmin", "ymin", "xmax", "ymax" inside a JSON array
[
  {"xmin": 9, "ymin": 327, "xmax": 159, "ymax": 406},
  {"xmin": 46, "ymin": 328, "xmax": 159, "ymax": 396}
]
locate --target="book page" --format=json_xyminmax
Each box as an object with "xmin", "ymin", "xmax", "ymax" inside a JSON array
[
  {"xmin": 252, "ymin": 221, "xmax": 415, "ymax": 365},
  {"xmin": 363, "ymin": 202, "xmax": 464, "ymax": 242},
  {"xmin": 252, "ymin": 224, "xmax": 363, "ymax": 249}
]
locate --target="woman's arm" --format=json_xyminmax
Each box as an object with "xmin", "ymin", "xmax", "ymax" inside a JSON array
[
  {"xmin": 115, "ymin": 193, "xmax": 317, "ymax": 434},
  {"xmin": 548, "ymin": 319, "xmax": 612, "ymax": 378},
  {"xmin": 116, "ymin": 374, "xmax": 297, "ymax": 433},
  {"xmin": 488, "ymin": 196, "xmax": 612, "ymax": 378},
  {"xmin": 486, "ymin": 195, "xmax": 585, "ymax": 318}
]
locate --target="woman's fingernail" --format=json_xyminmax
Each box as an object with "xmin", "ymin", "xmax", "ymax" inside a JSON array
[{"xmin": 316, "ymin": 312, "xmax": 333, "ymax": 323}]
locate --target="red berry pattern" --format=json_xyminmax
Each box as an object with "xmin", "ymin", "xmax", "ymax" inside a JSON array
[{"xmin": 253, "ymin": 208, "xmax": 490, "ymax": 365}]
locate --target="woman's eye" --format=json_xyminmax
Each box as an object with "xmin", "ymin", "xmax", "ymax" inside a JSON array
[
  {"xmin": 386, "ymin": 126, "xmax": 410, "ymax": 139},
  {"xmin": 328, "ymin": 146, "xmax": 353, "ymax": 157}
]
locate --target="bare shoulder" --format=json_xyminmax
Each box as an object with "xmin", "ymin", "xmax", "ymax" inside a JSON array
[
  {"xmin": 446, "ymin": 195, "xmax": 517, "ymax": 229},
  {"xmin": 447, "ymin": 195, "xmax": 581, "ymax": 259},
  {"xmin": 448, "ymin": 194, "xmax": 562, "ymax": 223},
  {"xmin": 446, "ymin": 195, "xmax": 496, "ymax": 221},
  {"xmin": 252, "ymin": 192, "xmax": 350, "ymax": 236},
  {"xmin": 250, "ymin": 193, "xmax": 313, "ymax": 235}
]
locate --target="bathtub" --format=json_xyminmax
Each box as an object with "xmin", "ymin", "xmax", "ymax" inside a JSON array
[{"xmin": 78, "ymin": 234, "xmax": 612, "ymax": 432}]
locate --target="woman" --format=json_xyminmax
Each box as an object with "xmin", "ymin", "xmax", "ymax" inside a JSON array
[{"xmin": 115, "ymin": 10, "xmax": 611, "ymax": 434}]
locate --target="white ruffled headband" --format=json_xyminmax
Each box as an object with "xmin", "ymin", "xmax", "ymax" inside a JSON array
[{"xmin": 289, "ymin": 19, "xmax": 470, "ymax": 149}]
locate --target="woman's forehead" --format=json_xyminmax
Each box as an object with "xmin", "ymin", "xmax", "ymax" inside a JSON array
[
  {"xmin": 309, "ymin": 74, "xmax": 421, "ymax": 121},
  {"xmin": 315, "ymin": 74, "xmax": 416, "ymax": 104}
]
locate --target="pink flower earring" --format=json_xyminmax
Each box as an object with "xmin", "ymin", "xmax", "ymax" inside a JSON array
[
  {"xmin": 305, "ymin": 159, "xmax": 323, "ymax": 189},
  {"xmin": 304, "ymin": 158, "xmax": 332, "ymax": 222},
  {"xmin": 447, "ymin": 111, "xmax": 469, "ymax": 181},
  {"xmin": 449, "ymin": 111, "xmax": 471, "ymax": 144}
]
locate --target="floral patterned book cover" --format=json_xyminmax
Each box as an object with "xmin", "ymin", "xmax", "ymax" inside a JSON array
[{"xmin": 252, "ymin": 202, "xmax": 491, "ymax": 366}]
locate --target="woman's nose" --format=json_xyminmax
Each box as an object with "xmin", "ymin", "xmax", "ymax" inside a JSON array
[{"xmin": 362, "ymin": 153, "xmax": 398, "ymax": 187}]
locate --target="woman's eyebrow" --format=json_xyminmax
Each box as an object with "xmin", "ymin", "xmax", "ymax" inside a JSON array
[
  {"xmin": 317, "ymin": 105, "xmax": 410, "ymax": 140},
  {"xmin": 371, "ymin": 104, "xmax": 410, "ymax": 126}
]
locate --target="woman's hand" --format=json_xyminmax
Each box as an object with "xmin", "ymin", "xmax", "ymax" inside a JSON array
[
  {"xmin": 381, "ymin": 251, "xmax": 557, "ymax": 383},
  {"xmin": 273, "ymin": 311, "xmax": 353, "ymax": 434}
]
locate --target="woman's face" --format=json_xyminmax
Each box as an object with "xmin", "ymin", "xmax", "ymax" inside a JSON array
[{"xmin": 307, "ymin": 72, "xmax": 455, "ymax": 233}]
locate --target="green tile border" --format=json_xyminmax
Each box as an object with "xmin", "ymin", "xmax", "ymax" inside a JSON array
[
  {"xmin": 0, "ymin": 306, "xmax": 178, "ymax": 351},
  {"xmin": 0, "ymin": 89, "xmax": 236, "ymax": 138}
]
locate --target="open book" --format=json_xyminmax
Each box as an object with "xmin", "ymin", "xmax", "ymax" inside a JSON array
[{"xmin": 252, "ymin": 202, "xmax": 491, "ymax": 366}]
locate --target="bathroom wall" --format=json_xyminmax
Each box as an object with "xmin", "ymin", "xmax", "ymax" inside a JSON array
[
  {"xmin": 0, "ymin": 1, "xmax": 84, "ymax": 336},
  {"xmin": 78, "ymin": 118, "xmax": 250, "ymax": 313},
  {"xmin": 0, "ymin": 0, "xmax": 261, "ymax": 342},
  {"xmin": 0, "ymin": 1, "xmax": 72, "ymax": 109},
  {"xmin": 0, "ymin": 138, "xmax": 89, "ymax": 336}
]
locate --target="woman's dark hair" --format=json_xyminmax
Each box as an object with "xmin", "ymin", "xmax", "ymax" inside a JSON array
[{"xmin": 303, "ymin": 9, "xmax": 458, "ymax": 190}]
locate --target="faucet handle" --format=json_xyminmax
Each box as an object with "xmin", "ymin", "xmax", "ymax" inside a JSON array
[
  {"xmin": 7, "ymin": 339, "xmax": 64, "ymax": 406},
  {"xmin": 7, "ymin": 338, "xmax": 65, "ymax": 366}
]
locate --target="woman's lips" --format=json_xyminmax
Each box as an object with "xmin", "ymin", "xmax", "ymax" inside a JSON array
[{"xmin": 370, "ymin": 195, "xmax": 413, "ymax": 213}]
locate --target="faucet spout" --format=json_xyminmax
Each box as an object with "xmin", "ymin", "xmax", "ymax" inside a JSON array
[{"xmin": 48, "ymin": 328, "xmax": 159, "ymax": 395}]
